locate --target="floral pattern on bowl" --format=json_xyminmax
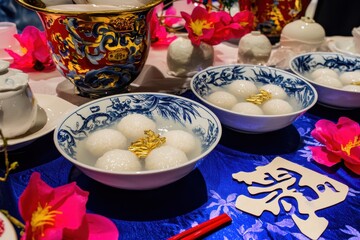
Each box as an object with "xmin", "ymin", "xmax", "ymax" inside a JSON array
[
  {"xmin": 54, "ymin": 93, "xmax": 222, "ymax": 189},
  {"xmin": 290, "ymin": 52, "xmax": 360, "ymax": 109},
  {"xmin": 191, "ymin": 64, "xmax": 317, "ymax": 133}
]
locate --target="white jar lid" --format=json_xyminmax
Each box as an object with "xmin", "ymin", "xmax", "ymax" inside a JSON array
[{"xmin": 281, "ymin": 17, "xmax": 325, "ymax": 44}]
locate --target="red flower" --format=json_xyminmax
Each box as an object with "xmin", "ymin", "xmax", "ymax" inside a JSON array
[
  {"xmin": 228, "ymin": 10, "xmax": 254, "ymax": 39},
  {"xmin": 181, "ymin": 6, "xmax": 254, "ymax": 46},
  {"xmin": 19, "ymin": 172, "xmax": 119, "ymax": 240},
  {"xmin": 5, "ymin": 26, "xmax": 55, "ymax": 72},
  {"xmin": 0, "ymin": 218, "xmax": 4, "ymax": 237},
  {"xmin": 181, "ymin": 6, "xmax": 219, "ymax": 46},
  {"xmin": 310, "ymin": 117, "xmax": 360, "ymax": 174},
  {"xmin": 150, "ymin": 3, "xmax": 178, "ymax": 46}
]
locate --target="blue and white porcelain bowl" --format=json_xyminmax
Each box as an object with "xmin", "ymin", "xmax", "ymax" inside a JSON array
[
  {"xmin": 190, "ymin": 64, "xmax": 317, "ymax": 133},
  {"xmin": 290, "ymin": 52, "xmax": 360, "ymax": 109},
  {"xmin": 54, "ymin": 93, "xmax": 221, "ymax": 190}
]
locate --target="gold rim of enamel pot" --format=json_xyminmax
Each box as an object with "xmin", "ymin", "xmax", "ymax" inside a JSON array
[{"xmin": 15, "ymin": 0, "xmax": 163, "ymax": 15}]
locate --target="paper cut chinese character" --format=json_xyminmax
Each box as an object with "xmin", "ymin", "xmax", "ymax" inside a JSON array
[{"xmin": 232, "ymin": 157, "xmax": 349, "ymax": 239}]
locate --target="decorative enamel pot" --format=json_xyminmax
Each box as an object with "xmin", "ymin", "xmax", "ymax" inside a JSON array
[{"xmin": 16, "ymin": 0, "xmax": 163, "ymax": 98}]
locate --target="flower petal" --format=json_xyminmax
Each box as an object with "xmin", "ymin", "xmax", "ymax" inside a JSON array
[
  {"xmin": 309, "ymin": 146, "xmax": 341, "ymax": 167},
  {"xmin": 64, "ymin": 214, "xmax": 119, "ymax": 240},
  {"xmin": 343, "ymin": 162, "xmax": 360, "ymax": 175},
  {"xmin": 19, "ymin": 172, "xmax": 54, "ymax": 222},
  {"xmin": 49, "ymin": 182, "xmax": 89, "ymax": 230},
  {"xmin": 5, "ymin": 26, "xmax": 55, "ymax": 72}
]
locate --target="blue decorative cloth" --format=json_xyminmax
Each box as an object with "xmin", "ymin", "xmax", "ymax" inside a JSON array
[{"xmin": 0, "ymin": 91, "xmax": 359, "ymax": 240}]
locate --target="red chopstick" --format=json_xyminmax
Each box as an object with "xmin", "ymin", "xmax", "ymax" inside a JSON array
[{"xmin": 168, "ymin": 213, "xmax": 232, "ymax": 240}]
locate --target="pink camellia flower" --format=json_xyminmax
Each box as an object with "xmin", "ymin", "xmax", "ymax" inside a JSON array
[
  {"xmin": 181, "ymin": 6, "xmax": 219, "ymax": 46},
  {"xmin": 19, "ymin": 172, "xmax": 119, "ymax": 240},
  {"xmin": 5, "ymin": 26, "xmax": 55, "ymax": 72},
  {"xmin": 310, "ymin": 117, "xmax": 360, "ymax": 174},
  {"xmin": 228, "ymin": 10, "xmax": 254, "ymax": 39},
  {"xmin": 150, "ymin": 3, "xmax": 179, "ymax": 46}
]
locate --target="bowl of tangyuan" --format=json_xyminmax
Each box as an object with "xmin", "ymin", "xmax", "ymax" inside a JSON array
[
  {"xmin": 290, "ymin": 52, "xmax": 360, "ymax": 109},
  {"xmin": 54, "ymin": 93, "xmax": 222, "ymax": 190},
  {"xmin": 190, "ymin": 64, "xmax": 318, "ymax": 133}
]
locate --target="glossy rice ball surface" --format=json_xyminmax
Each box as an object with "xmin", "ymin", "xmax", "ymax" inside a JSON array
[
  {"xmin": 262, "ymin": 99, "xmax": 294, "ymax": 115},
  {"xmin": 259, "ymin": 84, "xmax": 287, "ymax": 99},
  {"xmin": 86, "ymin": 129, "xmax": 128, "ymax": 157},
  {"xmin": 227, "ymin": 80, "xmax": 258, "ymax": 99},
  {"xmin": 163, "ymin": 130, "xmax": 197, "ymax": 155},
  {"xmin": 339, "ymin": 71, "xmax": 360, "ymax": 85},
  {"xmin": 314, "ymin": 75, "xmax": 343, "ymax": 88},
  {"xmin": 117, "ymin": 114, "xmax": 157, "ymax": 141},
  {"xmin": 145, "ymin": 146, "xmax": 188, "ymax": 170},
  {"xmin": 95, "ymin": 149, "xmax": 141, "ymax": 172},
  {"xmin": 311, "ymin": 68, "xmax": 338, "ymax": 79},
  {"xmin": 231, "ymin": 102, "xmax": 264, "ymax": 115},
  {"xmin": 207, "ymin": 91, "xmax": 237, "ymax": 109},
  {"xmin": 342, "ymin": 84, "xmax": 360, "ymax": 92}
]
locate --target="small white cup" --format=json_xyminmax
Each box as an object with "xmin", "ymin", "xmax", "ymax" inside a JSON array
[{"xmin": 0, "ymin": 22, "xmax": 19, "ymax": 59}]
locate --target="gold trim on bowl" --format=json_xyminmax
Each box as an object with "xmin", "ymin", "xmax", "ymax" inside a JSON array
[{"xmin": 15, "ymin": 0, "xmax": 163, "ymax": 15}]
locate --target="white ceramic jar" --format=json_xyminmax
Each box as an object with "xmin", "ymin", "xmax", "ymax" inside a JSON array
[
  {"xmin": 0, "ymin": 60, "xmax": 37, "ymax": 138},
  {"xmin": 167, "ymin": 36, "xmax": 214, "ymax": 77},
  {"xmin": 237, "ymin": 31, "xmax": 272, "ymax": 65}
]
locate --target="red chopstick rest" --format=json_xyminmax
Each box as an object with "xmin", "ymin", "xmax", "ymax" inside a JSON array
[{"xmin": 168, "ymin": 213, "xmax": 232, "ymax": 240}]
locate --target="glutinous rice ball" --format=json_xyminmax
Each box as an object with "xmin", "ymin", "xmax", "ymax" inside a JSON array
[
  {"xmin": 262, "ymin": 99, "xmax": 294, "ymax": 115},
  {"xmin": 117, "ymin": 113, "xmax": 157, "ymax": 141},
  {"xmin": 207, "ymin": 91, "xmax": 237, "ymax": 109},
  {"xmin": 86, "ymin": 128, "xmax": 128, "ymax": 157},
  {"xmin": 145, "ymin": 146, "xmax": 188, "ymax": 170},
  {"xmin": 259, "ymin": 84, "xmax": 287, "ymax": 99},
  {"xmin": 95, "ymin": 149, "xmax": 141, "ymax": 172},
  {"xmin": 163, "ymin": 130, "xmax": 197, "ymax": 154},
  {"xmin": 231, "ymin": 102, "xmax": 264, "ymax": 115},
  {"xmin": 227, "ymin": 80, "xmax": 258, "ymax": 99}
]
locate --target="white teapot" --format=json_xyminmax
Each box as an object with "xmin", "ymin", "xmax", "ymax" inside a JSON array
[{"xmin": 0, "ymin": 60, "xmax": 37, "ymax": 138}]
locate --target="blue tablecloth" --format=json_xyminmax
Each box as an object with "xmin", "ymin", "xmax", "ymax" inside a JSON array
[{"xmin": 1, "ymin": 91, "xmax": 359, "ymax": 240}]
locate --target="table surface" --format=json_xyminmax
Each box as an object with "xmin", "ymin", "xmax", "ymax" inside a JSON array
[{"xmin": 1, "ymin": 39, "xmax": 360, "ymax": 240}]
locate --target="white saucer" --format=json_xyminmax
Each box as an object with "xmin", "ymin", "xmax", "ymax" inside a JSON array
[
  {"xmin": 0, "ymin": 94, "xmax": 76, "ymax": 151},
  {"xmin": 328, "ymin": 37, "xmax": 360, "ymax": 57},
  {"xmin": 0, "ymin": 212, "xmax": 17, "ymax": 240}
]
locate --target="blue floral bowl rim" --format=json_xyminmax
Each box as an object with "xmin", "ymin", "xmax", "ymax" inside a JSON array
[{"xmin": 290, "ymin": 51, "xmax": 360, "ymax": 93}]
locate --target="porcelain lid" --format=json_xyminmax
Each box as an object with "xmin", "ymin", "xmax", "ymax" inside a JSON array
[
  {"xmin": 0, "ymin": 60, "xmax": 29, "ymax": 91},
  {"xmin": 281, "ymin": 17, "xmax": 325, "ymax": 44}
]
